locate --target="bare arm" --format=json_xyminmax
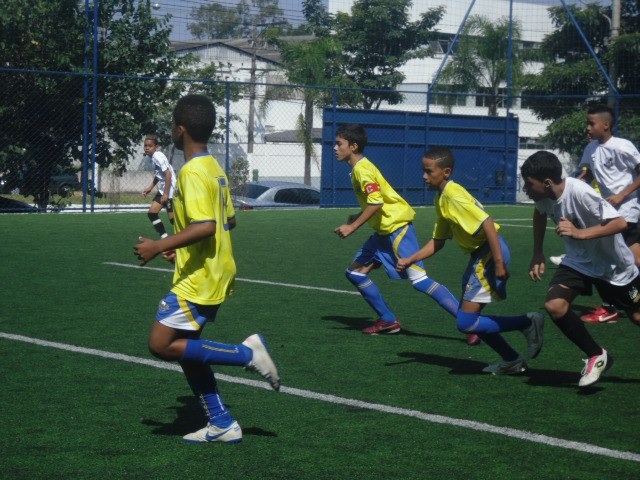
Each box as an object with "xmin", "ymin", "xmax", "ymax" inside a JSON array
[
  {"xmin": 529, "ymin": 208, "xmax": 548, "ymax": 282},
  {"xmin": 142, "ymin": 176, "xmax": 159, "ymax": 196},
  {"xmin": 482, "ymin": 217, "xmax": 508, "ymax": 279},
  {"xmin": 606, "ymin": 166, "xmax": 640, "ymax": 207},
  {"xmin": 160, "ymin": 169, "xmax": 173, "ymax": 203},
  {"xmin": 134, "ymin": 221, "xmax": 215, "ymax": 266},
  {"xmin": 556, "ymin": 215, "xmax": 628, "ymax": 240},
  {"xmin": 396, "ymin": 238, "xmax": 445, "ymax": 271},
  {"xmin": 334, "ymin": 204, "xmax": 382, "ymax": 239}
]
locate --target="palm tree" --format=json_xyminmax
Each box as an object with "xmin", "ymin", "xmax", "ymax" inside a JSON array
[
  {"xmin": 440, "ymin": 15, "xmax": 526, "ymax": 116},
  {"xmin": 264, "ymin": 36, "xmax": 345, "ymax": 185}
]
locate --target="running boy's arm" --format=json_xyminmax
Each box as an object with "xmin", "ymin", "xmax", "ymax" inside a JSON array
[
  {"xmin": 142, "ymin": 176, "xmax": 158, "ymax": 196},
  {"xmin": 160, "ymin": 168, "xmax": 173, "ymax": 203},
  {"xmin": 529, "ymin": 208, "xmax": 548, "ymax": 282},
  {"xmin": 134, "ymin": 221, "xmax": 215, "ymax": 266},
  {"xmin": 396, "ymin": 238, "xmax": 445, "ymax": 271},
  {"xmin": 556, "ymin": 215, "xmax": 628, "ymax": 240},
  {"xmin": 482, "ymin": 216, "xmax": 508, "ymax": 280},
  {"xmin": 606, "ymin": 164, "xmax": 640, "ymax": 208},
  {"xmin": 334, "ymin": 204, "xmax": 382, "ymax": 239}
]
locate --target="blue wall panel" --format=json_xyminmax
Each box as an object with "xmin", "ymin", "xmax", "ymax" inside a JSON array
[{"xmin": 321, "ymin": 108, "xmax": 519, "ymax": 208}]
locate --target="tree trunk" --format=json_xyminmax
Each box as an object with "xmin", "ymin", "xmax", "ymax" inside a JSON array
[{"xmin": 304, "ymin": 97, "xmax": 314, "ymax": 186}]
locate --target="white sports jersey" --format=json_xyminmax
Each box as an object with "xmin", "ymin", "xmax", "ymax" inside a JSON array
[
  {"xmin": 578, "ymin": 137, "xmax": 640, "ymax": 222},
  {"xmin": 150, "ymin": 150, "xmax": 176, "ymax": 198},
  {"xmin": 535, "ymin": 177, "xmax": 637, "ymax": 285}
]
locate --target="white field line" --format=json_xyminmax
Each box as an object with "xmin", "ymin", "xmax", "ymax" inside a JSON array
[
  {"xmin": 1, "ymin": 331, "xmax": 639, "ymax": 463},
  {"xmin": 103, "ymin": 262, "xmax": 360, "ymax": 295}
]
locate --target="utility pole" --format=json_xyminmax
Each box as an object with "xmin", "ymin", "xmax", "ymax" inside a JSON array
[
  {"xmin": 247, "ymin": 21, "xmax": 259, "ymax": 154},
  {"xmin": 246, "ymin": 20, "xmax": 285, "ymax": 154},
  {"xmin": 607, "ymin": 0, "xmax": 621, "ymax": 109}
]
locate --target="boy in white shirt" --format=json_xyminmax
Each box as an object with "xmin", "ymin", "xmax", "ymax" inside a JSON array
[
  {"xmin": 521, "ymin": 150, "xmax": 640, "ymax": 387},
  {"xmin": 577, "ymin": 105, "xmax": 640, "ymax": 323},
  {"xmin": 143, "ymin": 134, "xmax": 177, "ymax": 239}
]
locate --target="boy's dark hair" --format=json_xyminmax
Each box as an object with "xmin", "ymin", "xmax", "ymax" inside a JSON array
[
  {"xmin": 145, "ymin": 134, "xmax": 159, "ymax": 144},
  {"xmin": 520, "ymin": 150, "xmax": 563, "ymax": 184},
  {"xmin": 587, "ymin": 104, "xmax": 614, "ymax": 121},
  {"xmin": 336, "ymin": 124, "xmax": 368, "ymax": 153},
  {"xmin": 424, "ymin": 146, "xmax": 455, "ymax": 170},
  {"xmin": 173, "ymin": 94, "xmax": 216, "ymax": 143}
]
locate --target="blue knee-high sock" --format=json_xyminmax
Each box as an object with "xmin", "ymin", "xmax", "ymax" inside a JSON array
[
  {"xmin": 182, "ymin": 339, "xmax": 252, "ymax": 366},
  {"xmin": 412, "ymin": 276, "xmax": 458, "ymax": 317},
  {"xmin": 457, "ymin": 311, "xmax": 521, "ymax": 360},
  {"xmin": 456, "ymin": 310, "xmax": 531, "ymax": 334},
  {"xmin": 345, "ymin": 269, "xmax": 395, "ymax": 321},
  {"xmin": 183, "ymin": 366, "xmax": 234, "ymax": 427}
]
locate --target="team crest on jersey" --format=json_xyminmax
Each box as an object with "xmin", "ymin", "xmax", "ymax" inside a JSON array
[
  {"xmin": 365, "ymin": 183, "xmax": 380, "ymax": 194},
  {"xmin": 158, "ymin": 299, "xmax": 170, "ymax": 311}
]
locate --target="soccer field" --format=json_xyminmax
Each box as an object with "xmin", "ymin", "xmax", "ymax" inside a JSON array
[{"xmin": 1, "ymin": 206, "xmax": 639, "ymax": 479}]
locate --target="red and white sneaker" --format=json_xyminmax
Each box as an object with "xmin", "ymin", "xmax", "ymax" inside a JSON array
[
  {"xmin": 362, "ymin": 319, "xmax": 401, "ymax": 335},
  {"xmin": 580, "ymin": 306, "xmax": 619, "ymax": 323}
]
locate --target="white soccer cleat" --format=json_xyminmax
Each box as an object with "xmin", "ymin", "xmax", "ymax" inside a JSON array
[
  {"xmin": 183, "ymin": 421, "xmax": 242, "ymax": 443},
  {"xmin": 242, "ymin": 333, "xmax": 281, "ymax": 391},
  {"xmin": 579, "ymin": 349, "xmax": 612, "ymax": 387},
  {"xmin": 549, "ymin": 254, "xmax": 565, "ymax": 266}
]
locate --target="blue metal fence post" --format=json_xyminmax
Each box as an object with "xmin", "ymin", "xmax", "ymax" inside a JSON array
[
  {"xmin": 82, "ymin": 0, "xmax": 91, "ymax": 213},
  {"xmin": 90, "ymin": 0, "xmax": 99, "ymax": 212}
]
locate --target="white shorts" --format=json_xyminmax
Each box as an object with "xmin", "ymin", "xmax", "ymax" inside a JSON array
[{"xmin": 156, "ymin": 291, "xmax": 220, "ymax": 331}]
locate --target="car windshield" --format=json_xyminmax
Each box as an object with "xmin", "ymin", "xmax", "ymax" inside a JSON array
[{"xmin": 232, "ymin": 184, "xmax": 269, "ymax": 199}]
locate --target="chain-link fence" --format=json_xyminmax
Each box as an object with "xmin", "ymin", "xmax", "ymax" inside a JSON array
[{"xmin": 1, "ymin": 0, "xmax": 639, "ymax": 211}]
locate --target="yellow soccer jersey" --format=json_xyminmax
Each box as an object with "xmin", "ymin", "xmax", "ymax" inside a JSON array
[
  {"xmin": 432, "ymin": 181, "xmax": 500, "ymax": 254},
  {"xmin": 171, "ymin": 153, "xmax": 236, "ymax": 305},
  {"xmin": 351, "ymin": 157, "xmax": 415, "ymax": 235}
]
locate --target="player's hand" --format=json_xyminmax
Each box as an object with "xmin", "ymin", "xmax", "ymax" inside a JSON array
[
  {"xmin": 162, "ymin": 249, "xmax": 176, "ymax": 264},
  {"xmin": 528, "ymin": 253, "xmax": 546, "ymax": 282},
  {"xmin": 396, "ymin": 257, "xmax": 412, "ymax": 272},
  {"xmin": 556, "ymin": 217, "xmax": 578, "ymax": 238},
  {"xmin": 134, "ymin": 236, "xmax": 160, "ymax": 266},
  {"xmin": 606, "ymin": 193, "xmax": 623, "ymax": 208},
  {"xmin": 334, "ymin": 224, "xmax": 355, "ymax": 239},
  {"xmin": 494, "ymin": 259, "xmax": 510, "ymax": 280}
]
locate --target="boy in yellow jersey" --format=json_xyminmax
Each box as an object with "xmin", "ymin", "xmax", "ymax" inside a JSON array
[
  {"xmin": 397, "ymin": 147, "xmax": 544, "ymax": 375},
  {"xmin": 134, "ymin": 94, "xmax": 280, "ymax": 443},
  {"xmin": 333, "ymin": 124, "xmax": 466, "ymax": 339}
]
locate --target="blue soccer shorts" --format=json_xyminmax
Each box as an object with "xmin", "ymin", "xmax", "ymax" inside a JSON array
[
  {"xmin": 353, "ymin": 223, "xmax": 428, "ymax": 282},
  {"xmin": 461, "ymin": 235, "xmax": 510, "ymax": 303}
]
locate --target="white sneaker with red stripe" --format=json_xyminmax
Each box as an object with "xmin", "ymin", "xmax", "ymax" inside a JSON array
[{"xmin": 578, "ymin": 348, "xmax": 613, "ymax": 387}]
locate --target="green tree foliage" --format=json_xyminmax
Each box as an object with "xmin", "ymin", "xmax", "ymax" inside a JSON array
[
  {"xmin": 0, "ymin": 0, "xmax": 185, "ymax": 207},
  {"xmin": 302, "ymin": 0, "xmax": 334, "ymax": 37},
  {"xmin": 268, "ymin": 37, "xmax": 346, "ymax": 184},
  {"xmin": 188, "ymin": 0, "xmax": 287, "ymax": 40},
  {"xmin": 440, "ymin": 15, "xmax": 526, "ymax": 117},
  {"xmin": 188, "ymin": 2, "xmax": 251, "ymax": 39},
  {"xmin": 522, "ymin": 1, "xmax": 640, "ymax": 155},
  {"xmin": 333, "ymin": 0, "xmax": 444, "ymax": 110}
]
